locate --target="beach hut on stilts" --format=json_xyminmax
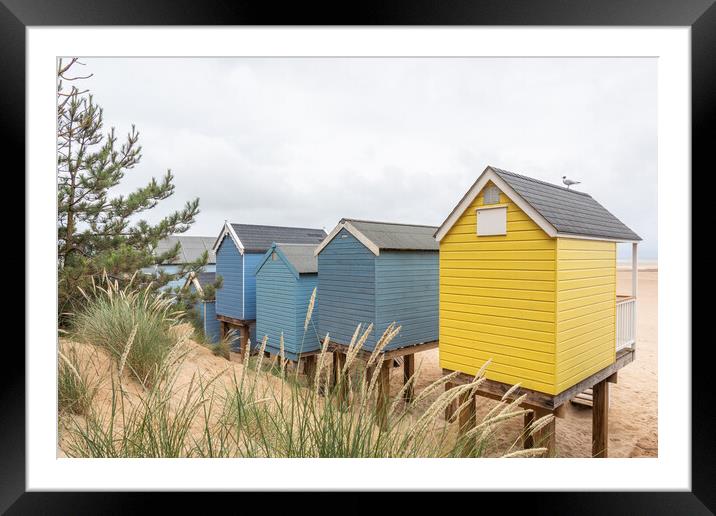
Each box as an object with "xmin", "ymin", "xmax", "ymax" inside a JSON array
[
  {"xmin": 254, "ymin": 243, "xmax": 322, "ymax": 378},
  {"xmin": 434, "ymin": 166, "xmax": 641, "ymax": 457},
  {"xmin": 315, "ymin": 218, "xmax": 440, "ymax": 422},
  {"xmin": 212, "ymin": 222, "xmax": 327, "ymax": 358}
]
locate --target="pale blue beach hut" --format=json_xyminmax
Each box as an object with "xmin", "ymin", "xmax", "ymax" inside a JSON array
[{"xmin": 254, "ymin": 243, "xmax": 321, "ymax": 360}]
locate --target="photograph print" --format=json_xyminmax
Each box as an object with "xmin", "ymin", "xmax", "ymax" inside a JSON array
[{"xmin": 56, "ymin": 56, "xmax": 656, "ymax": 460}]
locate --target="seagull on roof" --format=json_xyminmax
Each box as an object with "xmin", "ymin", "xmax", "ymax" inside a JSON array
[{"xmin": 562, "ymin": 176, "xmax": 581, "ymax": 189}]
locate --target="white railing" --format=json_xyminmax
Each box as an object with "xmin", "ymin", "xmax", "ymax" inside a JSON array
[{"xmin": 616, "ymin": 298, "xmax": 636, "ymax": 352}]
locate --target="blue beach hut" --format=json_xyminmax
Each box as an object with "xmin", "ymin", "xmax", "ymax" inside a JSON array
[
  {"xmin": 315, "ymin": 218, "xmax": 439, "ymax": 353},
  {"xmin": 255, "ymin": 243, "xmax": 321, "ymax": 360},
  {"xmin": 212, "ymin": 222, "xmax": 327, "ymax": 353}
]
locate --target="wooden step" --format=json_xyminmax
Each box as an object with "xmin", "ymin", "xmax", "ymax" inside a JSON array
[
  {"xmin": 571, "ymin": 388, "xmax": 594, "ymax": 407},
  {"xmin": 571, "ymin": 386, "xmax": 612, "ymax": 408}
]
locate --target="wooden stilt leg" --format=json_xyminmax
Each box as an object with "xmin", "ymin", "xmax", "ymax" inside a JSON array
[
  {"xmin": 457, "ymin": 392, "xmax": 476, "ymax": 433},
  {"xmin": 457, "ymin": 391, "xmax": 477, "ymax": 457},
  {"xmin": 533, "ymin": 407, "xmax": 556, "ymax": 457},
  {"xmin": 592, "ymin": 379, "xmax": 609, "ymax": 458},
  {"xmin": 303, "ymin": 355, "xmax": 317, "ymax": 385},
  {"xmin": 365, "ymin": 364, "xmax": 375, "ymax": 386},
  {"xmin": 332, "ymin": 352, "xmax": 348, "ymax": 401},
  {"xmin": 376, "ymin": 359, "xmax": 392, "ymax": 430},
  {"xmin": 331, "ymin": 352, "xmax": 341, "ymax": 388},
  {"xmin": 523, "ymin": 409, "xmax": 535, "ymax": 449},
  {"xmin": 444, "ymin": 382, "xmax": 458, "ymax": 422},
  {"xmin": 240, "ymin": 325, "xmax": 249, "ymax": 360},
  {"xmin": 403, "ymin": 354, "xmax": 415, "ymax": 403}
]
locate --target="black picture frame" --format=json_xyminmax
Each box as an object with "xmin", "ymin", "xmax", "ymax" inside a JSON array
[{"xmin": 6, "ymin": 0, "xmax": 709, "ymax": 512}]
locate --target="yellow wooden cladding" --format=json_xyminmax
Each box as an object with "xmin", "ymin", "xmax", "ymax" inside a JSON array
[
  {"xmin": 554, "ymin": 238, "xmax": 616, "ymax": 393},
  {"xmin": 438, "ymin": 181, "xmax": 618, "ymax": 396}
]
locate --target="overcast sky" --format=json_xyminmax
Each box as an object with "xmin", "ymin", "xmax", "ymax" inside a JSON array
[{"xmin": 80, "ymin": 57, "xmax": 657, "ymax": 259}]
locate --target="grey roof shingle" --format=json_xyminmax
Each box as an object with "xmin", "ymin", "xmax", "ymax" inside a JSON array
[
  {"xmin": 343, "ymin": 219, "xmax": 439, "ymax": 251},
  {"xmin": 196, "ymin": 271, "xmax": 216, "ymax": 288},
  {"xmin": 276, "ymin": 243, "xmax": 319, "ymax": 274},
  {"xmin": 490, "ymin": 167, "xmax": 641, "ymax": 242},
  {"xmin": 156, "ymin": 236, "xmax": 217, "ymax": 264},
  {"xmin": 231, "ymin": 224, "xmax": 327, "ymax": 253}
]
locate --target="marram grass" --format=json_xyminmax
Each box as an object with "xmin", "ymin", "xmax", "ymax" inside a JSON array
[
  {"xmin": 58, "ymin": 342, "xmax": 99, "ymax": 416},
  {"xmin": 72, "ymin": 272, "xmax": 180, "ymax": 387},
  {"xmin": 61, "ymin": 281, "xmax": 551, "ymax": 458}
]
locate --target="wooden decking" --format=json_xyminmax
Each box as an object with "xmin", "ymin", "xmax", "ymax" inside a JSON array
[
  {"xmin": 217, "ymin": 314, "xmax": 255, "ymax": 360},
  {"xmin": 216, "ymin": 314, "xmax": 255, "ymax": 326}
]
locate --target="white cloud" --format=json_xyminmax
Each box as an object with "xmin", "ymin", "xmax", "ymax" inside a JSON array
[{"xmin": 81, "ymin": 57, "xmax": 657, "ymax": 258}]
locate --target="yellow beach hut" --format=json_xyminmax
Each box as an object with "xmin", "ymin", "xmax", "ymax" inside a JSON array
[{"xmin": 434, "ymin": 166, "xmax": 641, "ymax": 456}]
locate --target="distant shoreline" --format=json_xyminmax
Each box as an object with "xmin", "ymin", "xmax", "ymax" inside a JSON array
[{"xmin": 617, "ymin": 264, "xmax": 658, "ymax": 272}]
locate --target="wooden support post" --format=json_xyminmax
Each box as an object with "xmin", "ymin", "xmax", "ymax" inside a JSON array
[
  {"xmin": 239, "ymin": 324, "xmax": 250, "ymax": 360},
  {"xmin": 457, "ymin": 391, "xmax": 477, "ymax": 457},
  {"xmin": 532, "ymin": 407, "xmax": 556, "ymax": 457},
  {"xmin": 219, "ymin": 321, "xmax": 226, "ymax": 341},
  {"xmin": 331, "ymin": 352, "xmax": 342, "ymax": 388},
  {"xmin": 403, "ymin": 354, "xmax": 415, "ymax": 403},
  {"xmin": 303, "ymin": 355, "xmax": 317, "ymax": 385},
  {"xmin": 457, "ymin": 391, "xmax": 476, "ymax": 434},
  {"xmin": 332, "ymin": 352, "xmax": 348, "ymax": 402},
  {"xmin": 376, "ymin": 359, "xmax": 392, "ymax": 430},
  {"xmin": 444, "ymin": 382, "xmax": 458, "ymax": 422},
  {"xmin": 364, "ymin": 362, "xmax": 379, "ymax": 405},
  {"xmin": 592, "ymin": 379, "xmax": 609, "ymax": 458},
  {"xmin": 523, "ymin": 409, "xmax": 535, "ymax": 449}
]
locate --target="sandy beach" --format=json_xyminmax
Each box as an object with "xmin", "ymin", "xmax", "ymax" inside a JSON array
[{"xmin": 402, "ymin": 269, "xmax": 658, "ymax": 458}]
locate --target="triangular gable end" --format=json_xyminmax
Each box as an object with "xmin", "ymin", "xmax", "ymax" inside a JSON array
[
  {"xmin": 181, "ymin": 271, "xmax": 205, "ymax": 295},
  {"xmin": 254, "ymin": 244, "xmax": 300, "ymax": 279},
  {"xmin": 434, "ymin": 166, "xmax": 558, "ymax": 242},
  {"xmin": 314, "ymin": 221, "xmax": 381, "ymax": 257},
  {"xmin": 212, "ymin": 222, "xmax": 245, "ymax": 255}
]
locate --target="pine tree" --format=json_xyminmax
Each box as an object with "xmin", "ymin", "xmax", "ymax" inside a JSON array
[{"xmin": 57, "ymin": 58, "xmax": 201, "ymax": 321}]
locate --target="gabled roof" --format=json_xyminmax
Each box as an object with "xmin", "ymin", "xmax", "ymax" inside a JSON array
[
  {"xmin": 212, "ymin": 222, "xmax": 327, "ymax": 254},
  {"xmin": 195, "ymin": 271, "xmax": 216, "ymax": 287},
  {"xmin": 315, "ymin": 218, "xmax": 439, "ymax": 257},
  {"xmin": 156, "ymin": 236, "xmax": 217, "ymax": 264},
  {"xmin": 182, "ymin": 271, "xmax": 216, "ymax": 294},
  {"xmin": 255, "ymin": 243, "xmax": 319, "ymax": 278},
  {"xmin": 434, "ymin": 166, "xmax": 641, "ymax": 243},
  {"xmin": 277, "ymin": 243, "xmax": 319, "ymax": 274}
]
